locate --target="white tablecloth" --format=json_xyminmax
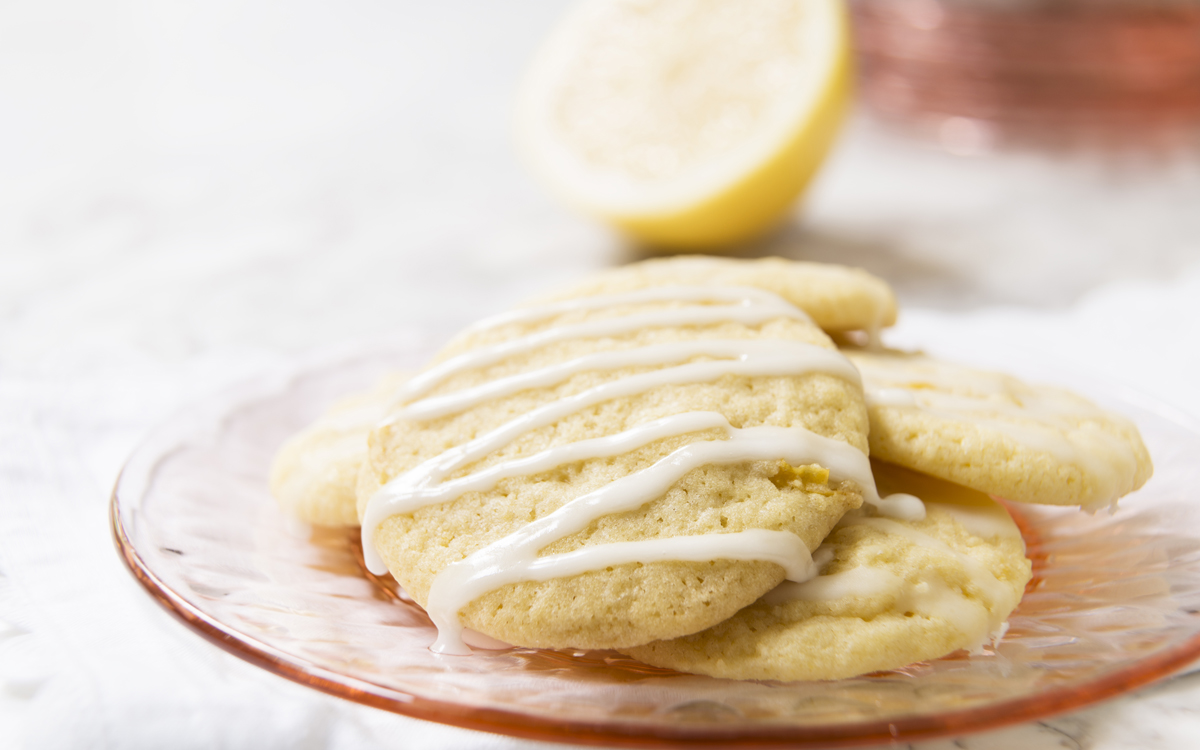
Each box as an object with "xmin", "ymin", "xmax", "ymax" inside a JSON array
[{"xmin": 3, "ymin": 2, "xmax": 1200, "ymax": 747}]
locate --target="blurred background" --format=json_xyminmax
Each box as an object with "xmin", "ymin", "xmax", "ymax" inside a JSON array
[
  {"xmin": 3, "ymin": 1, "xmax": 1200, "ymax": 747},
  {"xmin": 5, "ymin": 0, "xmax": 1199, "ymax": 361}
]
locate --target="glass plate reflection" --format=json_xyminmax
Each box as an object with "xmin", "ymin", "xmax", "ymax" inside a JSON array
[{"xmin": 111, "ymin": 343, "xmax": 1200, "ymax": 747}]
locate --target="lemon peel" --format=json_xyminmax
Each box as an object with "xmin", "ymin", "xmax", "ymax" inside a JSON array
[{"xmin": 516, "ymin": 0, "xmax": 851, "ymax": 250}]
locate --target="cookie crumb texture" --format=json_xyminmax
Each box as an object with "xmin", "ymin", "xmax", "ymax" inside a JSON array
[
  {"xmin": 360, "ymin": 279, "xmax": 873, "ymax": 650},
  {"xmin": 849, "ymin": 351, "xmax": 1152, "ymax": 508},
  {"xmin": 624, "ymin": 491, "xmax": 1031, "ymax": 681}
]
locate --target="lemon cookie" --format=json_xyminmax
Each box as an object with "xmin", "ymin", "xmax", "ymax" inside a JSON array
[
  {"xmin": 357, "ymin": 279, "xmax": 918, "ymax": 653},
  {"xmin": 623, "ymin": 462, "xmax": 1031, "ymax": 681},
  {"xmin": 848, "ymin": 351, "xmax": 1152, "ymax": 510},
  {"xmin": 269, "ymin": 372, "xmax": 407, "ymax": 527},
  {"xmin": 543, "ymin": 257, "xmax": 897, "ymax": 339}
]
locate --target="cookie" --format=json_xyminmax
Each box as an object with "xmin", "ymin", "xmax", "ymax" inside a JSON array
[
  {"xmin": 622, "ymin": 462, "xmax": 1031, "ymax": 681},
  {"xmin": 541, "ymin": 256, "xmax": 897, "ymax": 338},
  {"xmin": 848, "ymin": 351, "xmax": 1153, "ymax": 509},
  {"xmin": 356, "ymin": 272, "xmax": 888, "ymax": 653},
  {"xmin": 269, "ymin": 372, "xmax": 407, "ymax": 527}
]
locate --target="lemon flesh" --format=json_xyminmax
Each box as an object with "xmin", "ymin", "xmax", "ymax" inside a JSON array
[{"xmin": 516, "ymin": 0, "xmax": 851, "ymax": 250}]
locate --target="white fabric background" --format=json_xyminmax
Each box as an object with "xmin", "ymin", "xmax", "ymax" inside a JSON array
[{"xmin": 3, "ymin": 1, "xmax": 1200, "ymax": 747}]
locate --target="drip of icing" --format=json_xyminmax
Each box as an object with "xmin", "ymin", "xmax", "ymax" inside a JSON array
[
  {"xmin": 392, "ymin": 287, "xmax": 813, "ymax": 407},
  {"xmin": 872, "ymin": 492, "xmax": 925, "ymax": 521},
  {"xmin": 398, "ymin": 340, "xmax": 861, "ymax": 422},
  {"xmin": 858, "ymin": 357, "xmax": 1141, "ymax": 509}
]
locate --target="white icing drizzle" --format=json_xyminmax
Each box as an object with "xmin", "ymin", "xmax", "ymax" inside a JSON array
[
  {"xmin": 810, "ymin": 545, "xmax": 836, "ymax": 570},
  {"xmin": 766, "ymin": 568, "xmax": 994, "ymax": 649},
  {"xmin": 398, "ymin": 340, "xmax": 861, "ymax": 422},
  {"xmin": 935, "ymin": 502, "xmax": 1023, "ymax": 541},
  {"xmin": 762, "ymin": 508, "xmax": 1020, "ymax": 652},
  {"xmin": 763, "ymin": 566, "xmax": 900, "ymax": 606},
  {"xmin": 363, "ymin": 412, "xmax": 922, "ymax": 577},
  {"xmin": 365, "ymin": 346, "xmax": 868, "ymax": 571},
  {"xmin": 430, "ymin": 529, "xmax": 814, "ymax": 654},
  {"xmin": 867, "ymin": 387, "xmax": 917, "ymax": 408},
  {"xmin": 908, "ymin": 574, "xmax": 998, "ymax": 653},
  {"xmin": 366, "ymin": 412, "xmax": 731, "ymax": 522},
  {"xmin": 840, "ymin": 516, "xmax": 1011, "ymax": 610},
  {"xmin": 362, "ymin": 286, "xmax": 926, "ymax": 653},
  {"xmin": 872, "ymin": 491, "xmax": 925, "ymax": 521},
  {"xmin": 417, "ymin": 425, "xmax": 909, "ymax": 653},
  {"xmin": 392, "ymin": 286, "xmax": 813, "ymax": 407},
  {"xmin": 858, "ymin": 355, "xmax": 1141, "ymax": 509}
]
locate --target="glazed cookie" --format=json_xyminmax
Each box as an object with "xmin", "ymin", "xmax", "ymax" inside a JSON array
[
  {"xmin": 623, "ymin": 462, "xmax": 1032, "ymax": 681},
  {"xmin": 357, "ymin": 275, "xmax": 913, "ymax": 653},
  {"xmin": 847, "ymin": 351, "xmax": 1153, "ymax": 510},
  {"xmin": 269, "ymin": 372, "xmax": 407, "ymax": 527},
  {"xmin": 541, "ymin": 256, "xmax": 897, "ymax": 338}
]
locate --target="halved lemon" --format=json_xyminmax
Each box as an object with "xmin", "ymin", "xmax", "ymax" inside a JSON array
[{"xmin": 515, "ymin": 0, "xmax": 851, "ymax": 250}]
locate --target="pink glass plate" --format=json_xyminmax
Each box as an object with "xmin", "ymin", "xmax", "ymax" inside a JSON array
[{"xmin": 111, "ymin": 342, "xmax": 1200, "ymax": 748}]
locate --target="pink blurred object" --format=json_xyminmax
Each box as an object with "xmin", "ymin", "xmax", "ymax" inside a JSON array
[{"xmin": 850, "ymin": 0, "xmax": 1200, "ymax": 151}]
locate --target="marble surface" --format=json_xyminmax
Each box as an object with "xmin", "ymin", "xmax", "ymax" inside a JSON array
[{"xmin": 3, "ymin": 1, "xmax": 1200, "ymax": 748}]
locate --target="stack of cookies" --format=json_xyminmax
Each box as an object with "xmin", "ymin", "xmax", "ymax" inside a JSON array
[{"xmin": 270, "ymin": 257, "xmax": 1152, "ymax": 681}]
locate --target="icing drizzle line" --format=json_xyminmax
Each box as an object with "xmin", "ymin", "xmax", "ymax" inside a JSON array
[
  {"xmin": 764, "ymin": 509, "xmax": 1020, "ymax": 652},
  {"xmin": 362, "ymin": 286, "xmax": 925, "ymax": 653},
  {"xmin": 855, "ymin": 354, "xmax": 1143, "ymax": 509},
  {"xmin": 390, "ymin": 285, "xmax": 813, "ymax": 409}
]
